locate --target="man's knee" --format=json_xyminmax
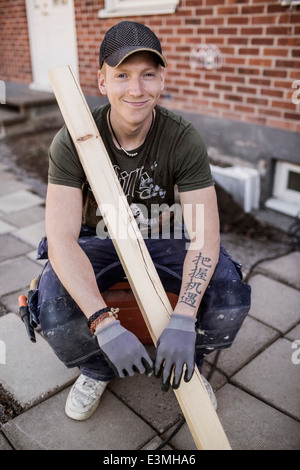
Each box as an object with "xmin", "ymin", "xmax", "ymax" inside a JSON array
[
  {"xmin": 196, "ymin": 278, "xmax": 251, "ymax": 356},
  {"xmin": 39, "ymin": 295, "xmax": 100, "ymax": 367}
]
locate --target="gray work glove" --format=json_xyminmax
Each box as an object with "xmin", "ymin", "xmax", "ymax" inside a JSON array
[
  {"xmin": 96, "ymin": 320, "xmax": 153, "ymax": 378},
  {"xmin": 154, "ymin": 314, "xmax": 197, "ymax": 391}
]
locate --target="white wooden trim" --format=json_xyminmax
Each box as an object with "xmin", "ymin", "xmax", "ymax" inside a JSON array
[
  {"xmin": 48, "ymin": 65, "xmax": 231, "ymax": 450},
  {"xmin": 99, "ymin": 0, "xmax": 179, "ymax": 18}
]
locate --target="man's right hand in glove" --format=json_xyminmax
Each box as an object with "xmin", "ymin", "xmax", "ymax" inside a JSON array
[
  {"xmin": 154, "ymin": 313, "xmax": 197, "ymax": 391},
  {"xmin": 95, "ymin": 320, "xmax": 153, "ymax": 378}
]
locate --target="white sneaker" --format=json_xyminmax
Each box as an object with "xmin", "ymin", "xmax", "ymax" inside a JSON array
[
  {"xmin": 65, "ymin": 374, "xmax": 109, "ymax": 421},
  {"xmin": 201, "ymin": 375, "xmax": 218, "ymax": 410}
]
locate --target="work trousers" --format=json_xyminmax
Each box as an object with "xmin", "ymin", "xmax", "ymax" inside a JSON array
[{"xmin": 29, "ymin": 225, "xmax": 251, "ymax": 382}]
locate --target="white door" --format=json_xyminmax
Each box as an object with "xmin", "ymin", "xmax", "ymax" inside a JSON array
[{"xmin": 25, "ymin": 0, "xmax": 79, "ymax": 92}]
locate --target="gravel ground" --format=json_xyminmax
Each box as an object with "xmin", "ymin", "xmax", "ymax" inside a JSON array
[{"xmin": 0, "ymin": 384, "xmax": 24, "ymax": 426}]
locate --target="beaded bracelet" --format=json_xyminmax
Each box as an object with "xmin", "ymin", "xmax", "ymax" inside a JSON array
[{"xmin": 88, "ymin": 307, "xmax": 119, "ymax": 334}]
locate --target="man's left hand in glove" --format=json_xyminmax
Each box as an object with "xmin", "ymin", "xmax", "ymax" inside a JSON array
[{"xmin": 154, "ymin": 313, "xmax": 197, "ymax": 391}]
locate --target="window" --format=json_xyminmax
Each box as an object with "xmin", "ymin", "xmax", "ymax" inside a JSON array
[
  {"xmin": 266, "ymin": 161, "xmax": 300, "ymax": 217},
  {"xmin": 273, "ymin": 162, "xmax": 300, "ymax": 204},
  {"xmin": 99, "ymin": 0, "xmax": 179, "ymax": 18},
  {"xmin": 281, "ymin": 0, "xmax": 300, "ymax": 7}
]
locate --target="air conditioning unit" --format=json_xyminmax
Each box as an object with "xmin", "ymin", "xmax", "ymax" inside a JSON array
[{"xmin": 211, "ymin": 165, "xmax": 260, "ymax": 213}]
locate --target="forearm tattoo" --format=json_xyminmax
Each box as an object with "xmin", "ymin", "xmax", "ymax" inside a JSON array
[{"xmin": 179, "ymin": 252, "xmax": 212, "ymax": 308}]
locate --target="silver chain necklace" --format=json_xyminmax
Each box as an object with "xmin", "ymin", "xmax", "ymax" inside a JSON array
[{"xmin": 108, "ymin": 108, "xmax": 154, "ymax": 158}]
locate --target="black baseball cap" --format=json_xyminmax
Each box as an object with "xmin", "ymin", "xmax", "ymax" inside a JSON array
[{"xmin": 99, "ymin": 21, "xmax": 167, "ymax": 69}]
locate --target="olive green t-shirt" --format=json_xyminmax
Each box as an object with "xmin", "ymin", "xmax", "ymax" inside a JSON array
[{"xmin": 48, "ymin": 104, "xmax": 214, "ymax": 232}]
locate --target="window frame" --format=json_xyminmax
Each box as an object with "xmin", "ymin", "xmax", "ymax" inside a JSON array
[
  {"xmin": 98, "ymin": 0, "xmax": 179, "ymax": 18},
  {"xmin": 273, "ymin": 161, "xmax": 300, "ymax": 205}
]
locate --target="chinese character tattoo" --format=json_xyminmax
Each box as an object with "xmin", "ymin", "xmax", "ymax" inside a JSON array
[{"xmin": 179, "ymin": 252, "xmax": 212, "ymax": 308}]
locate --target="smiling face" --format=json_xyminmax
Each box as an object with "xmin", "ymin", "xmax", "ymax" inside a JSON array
[{"xmin": 98, "ymin": 51, "xmax": 165, "ymax": 128}]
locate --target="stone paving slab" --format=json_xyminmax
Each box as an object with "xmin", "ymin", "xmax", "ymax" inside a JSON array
[
  {"xmin": 0, "ymin": 219, "xmax": 15, "ymax": 234},
  {"xmin": 206, "ymin": 316, "xmax": 280, "ymax": 377},
  {"xmin": 1, "ymin": 288, "xmax": 32, "ymax": 314},
  {"xmin": 0, "ymin": 233, "xmax": 33, "ymax": 262},
  {"xmin": 248, "ymin": 274, "xmax": 300, "ymax": 334},
  {"xmin": 141, "ymin": 436, "xmax": 172, "ymax": 450},
  {"xmin": 220, "ymin": 233, "xmax": 290, "ymax": 279},
  {"xmin": 0, "ymin": 313, "xmax": 78, "ymax": 409},
  {"xmin": 285, "ymin": 324, "xmax": 300, "ymax": 342},
  {"xmin": 231, "ymin": 338, "xmax": 300, "ymax": 421},
  {"xmin": 0, "ymin": 172, "xmax": 30, "ymax": 196},
  {"xmin": 0, "ymin": 432, "xmax": 13, "ymax": 450},
  {"xmin": 2, "ymin": 387, "xmax": 156, "ymax": 450},
  {"xmin": 202, "ymin": 362, "xmax": 228, "ymax": 391},
  {"xmin": 13, "ymin": 220, "xmax": 45, "ymax": 248},
  {"xmin": 108, "ymin": 343, "xmax": 225, "ymax": 434},
  {"xmin": 108, "ymin": 349, "xmax": 227, "ymax": 435},
  {"xmin": 256, "ymin": 251, "xmax": 300, "ymax": 290},
  {"xmin": 26, "ymin": 249, "xmax": 46, "ymax": 266},
  {"xmin": 108, "ymin": 373, "xmax": 182, "ymax": 434},
  {"xmin": 0, "ymin": 190, "xmax": 44, "ymax": 214},
  {"xmin": 3, "ymin": 205, "xmax": 45, "ymax": 229},
  {"xmin": 212, "ymin": 384, "xmax": 300, "ymax": 450},
  {"xmin": 0, "ymin": 163, "xmax": 9, "ymax": 172},
  {"xmin": 0, "ymin": 256, "xmax": 42, "ymax": 296},
  {"xmin": 158, "ymin": 377, "xmax": 300, "ymax": 451},
  {"xmin": 167, "ymin": 421, "xmax": 198, "ymax": 451},
  {"xmin": 253, "ymin": 208, "xmax": 295, "ymax": 235},
  {"xmin": 5, "ymin": 82, "xmax": 56, "ymax": 107}
]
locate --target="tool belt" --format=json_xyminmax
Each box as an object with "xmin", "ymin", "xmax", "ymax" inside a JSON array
[{"xmin": 18, "ymin": 278, "xmax": 39, "ymax": 343}]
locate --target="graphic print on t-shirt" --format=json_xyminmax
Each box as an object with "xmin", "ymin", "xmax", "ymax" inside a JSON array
[{"xmin": 113, "ymin": 163, "xmax": 166, "ymax": 200}]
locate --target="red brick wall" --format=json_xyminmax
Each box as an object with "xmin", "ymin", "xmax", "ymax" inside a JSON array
[
  {"xmin": 74, "ymin": 1, "xmax": 108, "ymax": 92},
  {"xmin": 0, "ymin": 0, "xmax": 32, "ymax": 84},
  {"xmin": 74, "ymin": 0, "xmax": 300, "ymax": 132},
  {"xmin": 157, "ymin": 0, "xmax": 300, "ymax": 133}
]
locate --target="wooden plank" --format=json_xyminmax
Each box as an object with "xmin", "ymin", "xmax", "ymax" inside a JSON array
[{"xmin": 48, "ymin": 65, "xmax": 231, "ymax": 450}]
